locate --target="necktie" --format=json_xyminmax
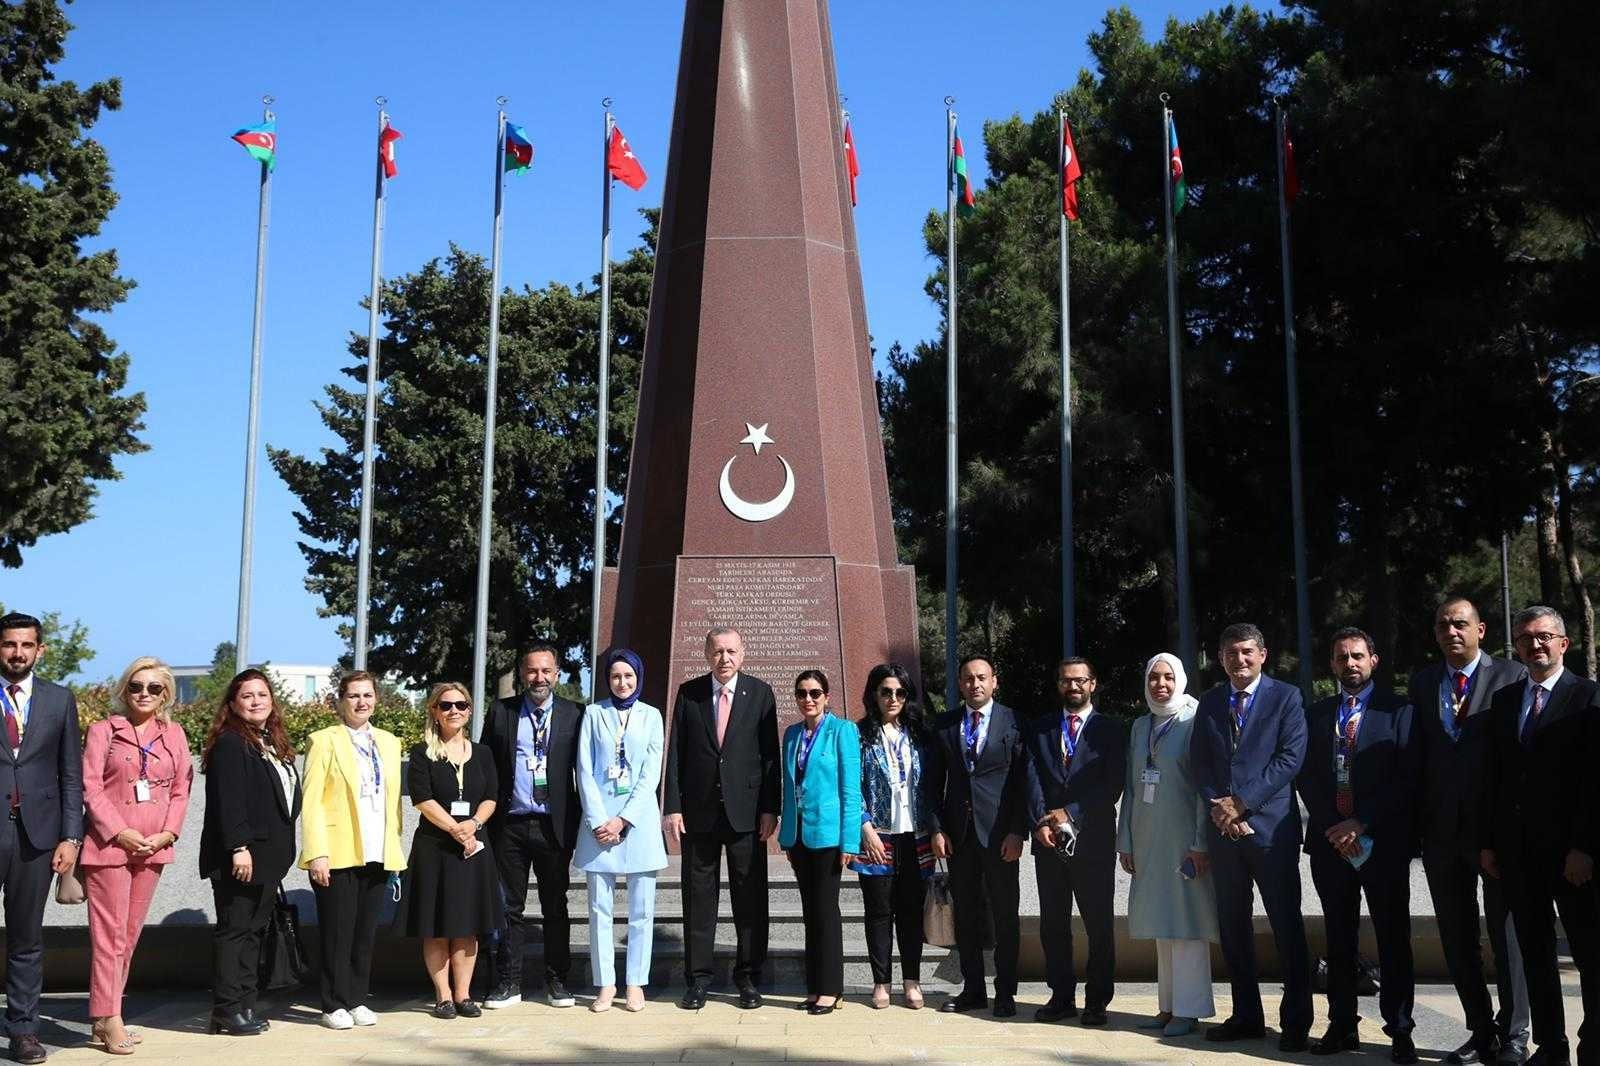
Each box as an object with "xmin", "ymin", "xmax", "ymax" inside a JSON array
[
  {"xmin": 4, "ymin": 684, "xmax": 20, "ymax": 811},
  {"xmin": 1231, "ymin": 690, "xmax": 1249, "ymax": 734},
  {"xmin": 1336, "ymin": 696, "xmax": 1359, "ymax": 817},
  {"xmin": 1520, "ymin": 684, "xmax": 1546, "ymax": 748},
  {"xmin": 1064, "ymin": 714, "xmax": 1081, "ymax": 764},
  {"xmin": 715, "ymin": 685, "xmax": 732, "ymax": 749},
  {"xmin": 966, "ymin": 710, "xmax": 981, "ymax": 767},
  {"xmin": 1451, "ymin": 671, "xmax": 1470, "ymax": 727}
]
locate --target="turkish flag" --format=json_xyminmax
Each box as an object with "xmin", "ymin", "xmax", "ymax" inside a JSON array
[
  {"xmin": 1061, "ymin": 118, "xmax": 1083, "ymax": 220},
  {"xmin": 843, "ymin": 119, "xmax": 860, "ymax": 206},
  {"xmin": 607, "ymin": 126, "xmax": 647, "ymax": 190},
  {"xmin": 379, "ymin": 124, "xmax": 403, "ymax": 179}
]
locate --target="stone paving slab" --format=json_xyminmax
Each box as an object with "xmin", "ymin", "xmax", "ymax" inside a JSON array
[{"xmin": 18, "ymin": 976, "xmax": 1586, "ymax": 1065}]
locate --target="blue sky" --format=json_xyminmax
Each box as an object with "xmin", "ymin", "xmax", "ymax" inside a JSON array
[{"xmin": 15, "ymin": 0, "xmax": 1218, "ymax": 681}]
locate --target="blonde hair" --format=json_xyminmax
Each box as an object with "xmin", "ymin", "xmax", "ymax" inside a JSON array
[
  {"xmin": 423, "ymin": 682, "xmax": 472, "ymax": 761},
  {"xmin": 112, "ymin": 657, "xmax": 176, "ymax": 722}
]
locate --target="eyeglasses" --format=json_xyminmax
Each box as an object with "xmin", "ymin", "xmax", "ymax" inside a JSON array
[
  {"xmin": 1514, "ymin": 631, "xmax": 1564, "ymax": 648},
  {"xmin": 794, "ymin": 688, "xmax": 826, "ymax": 701},
  {"xmin": 1059, "ymin": 677, "xmax": 1093, "ymax": 687},
  {"xmin": 126, "ymin": 682, "xmax": 165, "ymax": 696},
  {"xmin": 877, "ymin": 687, "xmax": 906, "ymax": 701},
  {"xmin": 437, "ymin": 700, "xmax": 471, "ymax": 712}
]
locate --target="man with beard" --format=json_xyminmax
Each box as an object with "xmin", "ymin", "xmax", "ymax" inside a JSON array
[
  {"xmin": 1025, "ymin": 657, "xmax": 1126, "ymax": 1026},
  {"xmin": 0, "ymin": 612, "xmax": 84, "ymax": 1064},
  {"xmin": 481, "ymin": 645, "xmax": 585, "ymax": 1009}
]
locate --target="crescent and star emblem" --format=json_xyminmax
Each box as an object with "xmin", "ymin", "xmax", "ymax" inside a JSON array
[{"xmin": 719, "ymin": 422, "xmax": 795, "ymax": 523}]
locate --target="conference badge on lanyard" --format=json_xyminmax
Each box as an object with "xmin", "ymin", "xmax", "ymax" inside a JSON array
[{"xmin": 608, "ymin": 710, "xmax": 632, "ymax": 796}]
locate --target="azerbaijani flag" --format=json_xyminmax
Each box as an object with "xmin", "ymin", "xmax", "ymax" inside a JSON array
[
  {"xmin": 231, "ymin": 121, "xmax": 277, "ymax": 171},
  {"xmin": 504, "ymin": 123, "xmax": 534, "ymax": 173},
  {"xmin": 952, "ymin": 123, "xmax": 975, "ymax": 218},
  {"xmin": 1169, "ymin": 117, "xmax": 1187, "ymax": 215}
]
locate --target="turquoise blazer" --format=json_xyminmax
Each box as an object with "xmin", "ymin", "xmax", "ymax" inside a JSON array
[{"xmin": 779, "ymin": 714, "xmax": 863, "ymax": 854}]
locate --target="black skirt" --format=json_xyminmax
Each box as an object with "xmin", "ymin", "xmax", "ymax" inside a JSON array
[{"xmin": 398, "ymin": 827, "xmax": 504, "ymax": 939}]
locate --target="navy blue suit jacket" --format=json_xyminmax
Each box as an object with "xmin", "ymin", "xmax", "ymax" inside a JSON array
[
  {"xmin": 1190, "ymin": 675, "xmax": 1307, "ymax": 850},
  {"xmin": 0, "ymin": 677, "xmax": 84, "ymax": 848},
  {"xmin": 1024, "ymin": 708, "xmax": 1126, "ymax": 857},
  {"xmin": 929, "ymin": 702, "xmax": 1029, "ymax": 850},
  {"xmin": 1295, "ymin": 687, "xmax": 1418, "ymax": 862}
]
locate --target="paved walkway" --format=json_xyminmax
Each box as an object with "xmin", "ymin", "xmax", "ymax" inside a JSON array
[{"xmin": 20, "ymin": 977, "xmax": 1586, "ymax": 1064}]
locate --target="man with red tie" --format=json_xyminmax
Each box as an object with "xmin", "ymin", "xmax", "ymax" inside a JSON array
[
  {"xmin": 1296, "ymin": 628, "xmax": 1419, "ymax": 1063},
  {"xmin": 1480, "ymin": 606, "xmax": 1600, "ymax": 1066}
]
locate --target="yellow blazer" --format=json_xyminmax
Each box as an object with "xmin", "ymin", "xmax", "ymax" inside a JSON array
[{"xmin": 298, "ymin": 724, "xmax": 407, "ymax": 872}]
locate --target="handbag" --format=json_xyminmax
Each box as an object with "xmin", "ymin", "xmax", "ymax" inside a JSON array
[
  {"xmin": 54, "ymin": 865, "xmax": 86, "ymax": 905},
  {"xmin": 258, "ymin": 885, "xmax": 311, "ymax": 991},
  {"xmin": 923, "ymin": 859, "xmax": 957, "ymax": 947}
]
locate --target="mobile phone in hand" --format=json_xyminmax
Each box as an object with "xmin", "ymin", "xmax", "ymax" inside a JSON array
[{"xmin": 1178, "ymin": 856, "xmax": 1198, "ymax": 880}]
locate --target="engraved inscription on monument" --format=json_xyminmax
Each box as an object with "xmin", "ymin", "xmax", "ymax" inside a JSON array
[{"xmin": 669, "ymin": 556, "xmax": 846, "ymax": 722}]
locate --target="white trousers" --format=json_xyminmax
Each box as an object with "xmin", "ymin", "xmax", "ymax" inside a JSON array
[
  {"xmin": 1156, "ymin": 938, "xmax": 1215, "ymax": 1019},
  {"xmin": 587, "ymin": 871, "xmax": 656, "ymax": 988}
]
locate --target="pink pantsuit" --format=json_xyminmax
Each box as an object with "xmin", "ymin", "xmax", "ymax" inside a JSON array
[{"xmin": 80, "ymin": 717, "xmax": 193, "ymax": 1017}]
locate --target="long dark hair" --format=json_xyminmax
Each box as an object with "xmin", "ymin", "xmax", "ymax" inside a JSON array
[
  {"xmin": 202, "ymin": 668, "xmax": 295, "ymax": 767},
  {"xmin": 858, "ymin": 663, "xmax": 928, "ymax": 744}
]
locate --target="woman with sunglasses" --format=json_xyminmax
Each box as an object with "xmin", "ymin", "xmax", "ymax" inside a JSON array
[
  {"xmin": 298, "ymin": 671, "xmax": 407, "ymax": 1030},
  {"xmin": 851, "ymin": 663, "xmax": 939, "ymax": 1010},
  {"xmin": 778, "ymin": 670, "xmax": 861, "ymax": 1014},
  {"xmin": 80, "ymin": 658, "xmax": 193, "ymax": 1054},
  {"xmin": 198, "ymin": 669, "xmax": 302, "ymax": 1037},
  {"xmin": 399, "ymin": 683, "xmax": 501, "ymax": 1018}
]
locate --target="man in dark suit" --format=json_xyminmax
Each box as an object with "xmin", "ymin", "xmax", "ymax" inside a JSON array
[
  {"xmin": 0, "ymin": 612, "xmax": 84, "ymax": 1065},
  {"xmin": 1025, "ymin": 656, "xmax": 1126, "ymax": 1025},
  {"xmin": 1413, "ymin": 596, "xmax": 1530, "ymax": 1065},
  {"xmin": 1190, "ymin": 621, "xmax": 1314, "ymax": 1051},
  {"xmin": 930, "ymin": 654, "xmax": 1029, "ymax": 1018},
  {"xmin": 1480, "ymin": 606, "xmax": 1600, "ymax": 1066},
  {"xmin": 1296, "ymin": 627, "xmax": 1419, "ymax": 1063},
  {"xmin": 481, "ymin": 644, "xmax": 585, "ymax": 1009},
  {"xmin": 662, "ymin": 626, "xmax": 780, "ymax": 1010}
]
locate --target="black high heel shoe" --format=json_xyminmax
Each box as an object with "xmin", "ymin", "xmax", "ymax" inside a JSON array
[
  {"xmin": 805, "ymin": 998, "xmax": 841, "ymax": 1016},
  {"xmin": 208, "ymin": 1010, "xmax": 265, "ymax": 1036}
]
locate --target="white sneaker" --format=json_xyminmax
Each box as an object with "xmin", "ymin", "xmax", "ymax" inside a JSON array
[
  {"xmin": 320, "ymin": 1009, "xmax": 354, "ymax": 1030},
  {"xmin": 349, "ymin": 1005, "xmax": 377, "ymax": 1027}
]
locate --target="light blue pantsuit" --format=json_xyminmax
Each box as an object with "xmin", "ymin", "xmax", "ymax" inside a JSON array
[{"xmin": 586, "ymin": 871, "xmax": 657, "ymax": 987}]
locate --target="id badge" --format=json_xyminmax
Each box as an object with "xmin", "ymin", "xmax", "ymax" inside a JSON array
[
  {"xmin": 533, "ymin": 759, "xmax": 548, "ymax": 789},
  {"xmin": 359, "ymin": 781, "xmax": 374, "ymax": 799},
  {"xmin": 606, "ymin": 764, "xmax": 622, "ymax": 781},
  {"xmin": 134, "ymin": 778, "xmax": 151, "ymax": 803},
  {"xmin": 526, "ymin": 755, "xmax": 539, "ymax": 771},
  {"xmin": 1336, "ymin": 768, "xmax": 1351, "ymax": 788},
  {"xmin": 449, "ymin": 800, "xmax": 470, "ymax": 817},
  {"xmin": 615, "ymin": 769, "xmax": 632, "ymax": 797},
  {"xmin": 1140, "ymin": 767, "xmax": 1160, "ymax": 804}
]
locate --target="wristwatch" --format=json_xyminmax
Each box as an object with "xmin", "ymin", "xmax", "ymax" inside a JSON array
[{"xmin": 64, "ymin": 838, "xmax": 82, "ymax": 848}]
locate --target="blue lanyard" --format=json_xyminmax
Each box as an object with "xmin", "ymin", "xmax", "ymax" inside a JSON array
[
  {"xmin": 797, "ymin": 721, "xmax": 823, "ymax": 776},
  {"xmin": 352, "ymin": 731, "xmax": 381, "ymax": 789},
  {"xmin": 1147, "ymin": 714, "xmax": 1178, "ymax": 766},
  {"xmin": 524, "ymin": 702, "xmax": 550, "ymax": 759},
  {"xmin": 136, "ymin": 735, "xmax": 161, "ymax": 780},
  {"xmin": 0, "ymin": 685, "xmax": 24, "ymax": 724},
  {"xmin": 1061, "ymin": 713, "xmax": 1083, "ymax": 759},
  {"xmin": 884, "ymin": 730, "xmax": 910, "ymax": 787},
  {"xmin": 1336, "ymin": 695, "xmax": 1365, "ymax": 755}
]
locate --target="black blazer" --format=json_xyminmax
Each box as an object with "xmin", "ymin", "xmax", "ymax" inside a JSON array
[
  {"xmin": 199, "ymin": 729, "xmax": 302, "ymax": 884},
  {"xmin": 1024, "ymin": 708, "xmax": 1126, "ymax": 857},
  {"xmin": 0, "ymin": 676, "xmax": 83, "ymax": 846},
  {"xmin": 662, "ymin": 672, "xmax": 780, "ymax": 834},
  {"xmin": 1410, "ymin": 653, "xmax": 1526, "ymax": 858},
  {"xmin": 930, "ymin": 702, "xmax": 1029, "ymax": 850},
  {"xmin": 1190, "ymin": 675, "xmax": 1307, "ymax": 851},
  {"xmin": 1295, "ymin": 688, "xmax": 1418, "ymax": 862},
  {"xmin": 480, "ymin": 693, "xmax": 584, "ymax": 849},
  {"xmin": 1479, "ymin": 670, "xmax": 1600, "ymax": 865}
]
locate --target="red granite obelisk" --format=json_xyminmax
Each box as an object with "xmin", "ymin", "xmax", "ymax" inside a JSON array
[{"xmin": 601, "ymin": 0, "xmax": 920, "ymax": 724}]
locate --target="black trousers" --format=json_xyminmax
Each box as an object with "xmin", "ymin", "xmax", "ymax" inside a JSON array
[
  {"xmin": 1209, "ymin": 831, "xmax": 1314, "ymax": 1034},
  {"xmin": 312, "ymin": 862, "xmax": 387, "ymax": 1012},
  {"xmin": 1507, "ymin": 851, "xmax": 1599, "ymax": 1062},
  {"xmin": 1034, "ymin": 844, "xmax": 1116, "ymax": 1010},
  {"xmin": 790, "ymin": 844, "xmax": 844, "ymax": 997},
  {"xmin": 0, "ymin": 816, "xmax": 53, "ymax": 1035},
  {"xmin": 857, "ymin": 833, "xmax": 926, "ymax": 984},
  {"xmin": 1310, "ymin": 848, "xmax": 1414, "ymax": 1034},
  {"xmin": 949, "ymin": 824, "xmax": 1020, "ymax": 997},
  {"xmin": 210, "ymin": 876, "xmax": 278, "ymax": 1015},
  {"xmin": 682, "ymin": 817, "xmax": 768, "ymax": 986},
  {"xmin": 1424, "ymin": 845, "xmax": 1528, "ymax": 1043},
  {"xmin": 492, "ymin": 813, "xmax": 572, "ymax": 984}
]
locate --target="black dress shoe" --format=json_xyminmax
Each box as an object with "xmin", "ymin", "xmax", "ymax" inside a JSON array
[
  {"xmin": 1081, "ymin": 1006, "xmax": 1108, "ymax": 1027},
  {"xmin": 678, "ymin": 984, "xmax": 708, "ymax": 1011},
  {"xmin": 454, "ymin": 999, "xmax": 481, "ymax": 1018},
  {"xmin": 1207, "ymin": 1018, "xmax": 1268, "ymax": 1042},
  {"xmin": 1312, "ymin": 1025, "xmax": 1360, "ymax": 1055},
  {"xmin": 7, "ymin": 1035, "xmax": 46, "ymax": 1064},
  {"xmin": 1281, "ymin": 1031, "xmax": 1312, "ymax": 1053},
  {"xmin": 242, "ymin": 1006, "xmax": 269, "ymax": 1031},
  {"xmin": 939, "ymin": 991, "xmax": 989, "ymax": 1014},
  {"xmin": 207, "ymin": 1010, "xmax": 265, "ymax": 1036},
  {"xmin": 1452, "ymin": 1034, "xmax": 1504, "ymax": 1064},
  {"xmin": 1034, "ymin": 998, "xmax": 1078, "ymax": 1023},
  {"xmin": 1524, "ymin": 1047, "xmax": 1571, "ymax": 1066},
  {"xmin": 430, "ymin": 1000, "xmax": 456, "ymax": 1020},
  {"xmin": 992, "ymin": 995, "xmax": 1017, "ymax": 1018},
  {"xmin": 736, "ymin": 983, "xmax": 763, "ymax": 1010},
  {"xmin": 1392, "ymin": 1033, "xmax": 1419, "ymax": 1064},
  {"xmin": 805, "ymin": 999, "xmax": 840, "ymax": 1015}
]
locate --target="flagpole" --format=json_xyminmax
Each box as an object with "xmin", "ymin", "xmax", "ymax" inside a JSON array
[
  {"xmin": 1058, "ymin": 108, "xmax": 1076, "ymax": 659},
  {"xmin": 1275, "ymin": 103, "xmax": 1312, "ymax": 699},
  {"xmin": 353, "ymin": 97, "xmax": 389, "ymax": 673},
  {"xmin": 590, "ymin": 101, "xmax": 616, "ymax": 699},
  {"xmin": 1500, "ymin": 531, "xmax": 1514, "ymax": 657},
  {"xmin": 1161, "ymin": 96, "xmax": 1196, "ymax": 671},
  {"xmin": 235, "ymin": 94, "xmax": 273, "ymax": 674},
  {"xmin": 943, "ymin": 98, "xmax": 960, "ymax": 713},
  {"xmin": 471, "ymin": 102, "xmax": 508, "ymax": 740}
]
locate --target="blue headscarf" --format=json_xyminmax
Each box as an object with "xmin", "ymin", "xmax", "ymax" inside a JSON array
[{"xmin": 605, "ymin": 648, "xmax": 645, "ymax": 711}]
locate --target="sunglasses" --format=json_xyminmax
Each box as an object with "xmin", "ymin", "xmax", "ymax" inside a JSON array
[
  {"xmin": 437, "ymin": 700, "xmax": 471, "ymax": 712},
  {"xmin": 794, "ymin": 688, "xmax": 827, "ymax": 701},
  {"xmin": 127, "ymin": 682, "xmax": 166, "ymax": 697},
  {"xmin": 877, "ymin": 687, "xmax": 906, "ymax": 701}
]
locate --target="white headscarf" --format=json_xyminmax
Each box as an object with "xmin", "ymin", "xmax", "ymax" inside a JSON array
[{"xmin": 1143, "ymin": 652, "xmax": 1197, "ymax": 718}]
